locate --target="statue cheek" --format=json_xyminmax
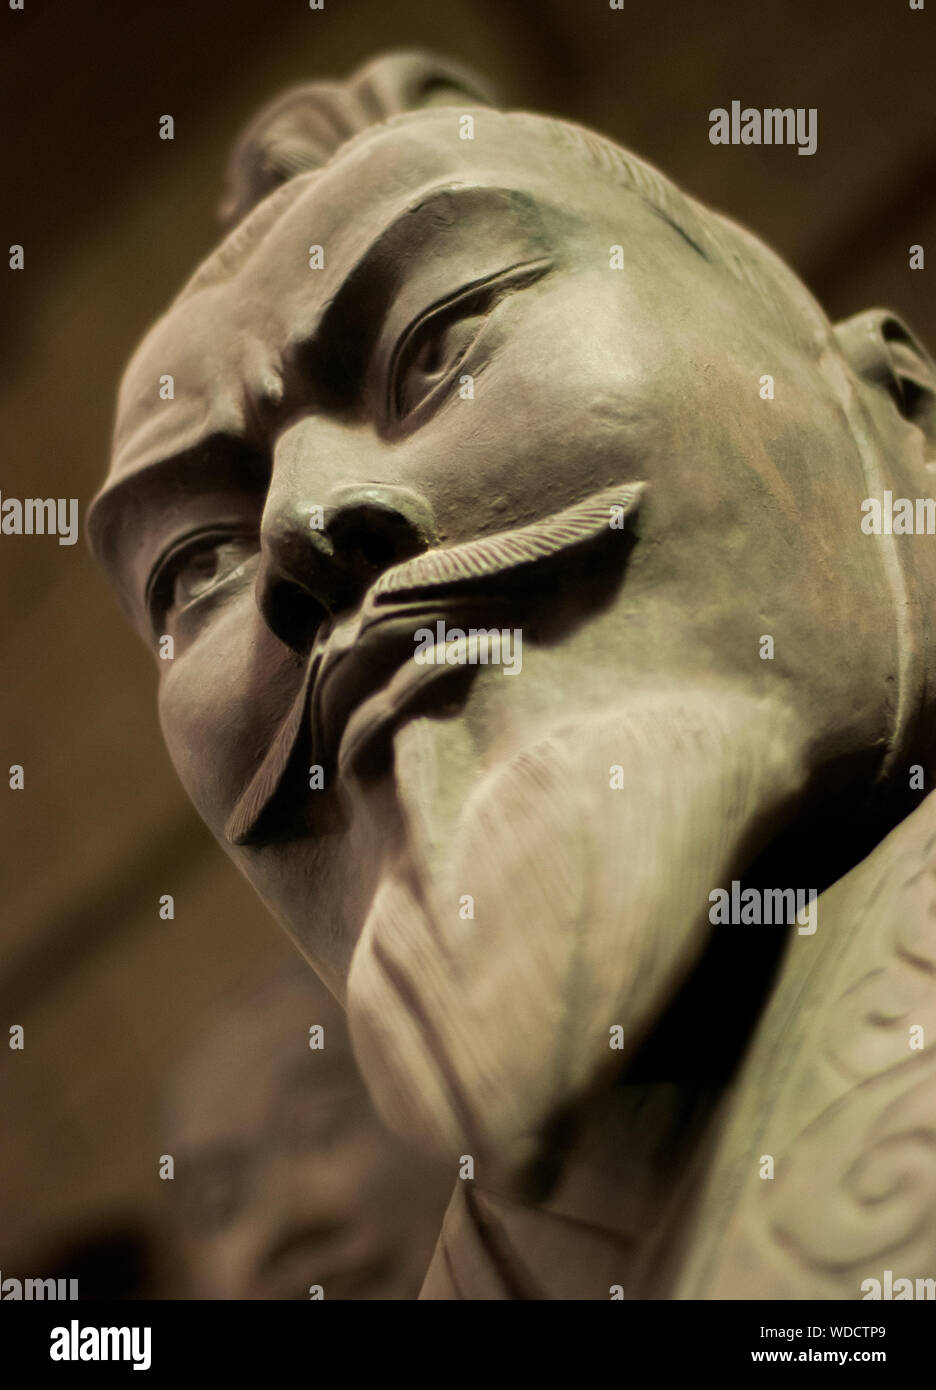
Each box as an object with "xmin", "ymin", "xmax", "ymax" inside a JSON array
[{"xmin": 156, "ymin": 597, "xmax": 296, "ymax": 837}]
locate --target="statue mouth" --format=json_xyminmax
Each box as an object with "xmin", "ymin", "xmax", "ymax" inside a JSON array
[
  {"xmin": 225, "ymin": 482, "xmax": 645, "ymax": 846},
  {"xmin": 316, "ymin": 596, "xmax": 519, "ymax": 781}
]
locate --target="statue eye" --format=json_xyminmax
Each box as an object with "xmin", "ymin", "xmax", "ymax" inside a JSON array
[
  {"xmin": 388, "ymin": 259, "xmax": 553, "ymax": 426},
  {"xmin": 392, "ymin": 304, "xmax": 486, "ymax": 422},
  {"xmin": 148, "ymin": 532, "xmax": 257, "ymax": 630}
]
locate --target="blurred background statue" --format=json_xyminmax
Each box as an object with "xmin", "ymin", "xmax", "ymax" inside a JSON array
[{"xmin": 164, "ymin": 963, "xmax": 451, "ymax": 1299}]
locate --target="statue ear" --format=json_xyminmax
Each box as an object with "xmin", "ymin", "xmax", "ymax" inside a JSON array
[{"xmin": 834, "ymin": 309, "xmax": 936, "ymax": 441}]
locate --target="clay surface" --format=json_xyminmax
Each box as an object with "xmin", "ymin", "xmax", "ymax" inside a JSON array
[{"xmin": 89, "ymin": 51, "xmax": 936, "ymax": 1299}]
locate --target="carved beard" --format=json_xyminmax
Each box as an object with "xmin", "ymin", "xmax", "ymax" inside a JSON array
[{"xmin": 345, "ymin": 682, "xmax": 810, "ymax": 1198}]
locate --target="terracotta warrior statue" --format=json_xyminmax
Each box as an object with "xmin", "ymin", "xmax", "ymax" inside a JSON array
[
  {"xmin": 164, "ymin": 963, "xmax": 450, "ymax": 1299},
  {"xmin": 89, "ymin": 51, "xmax": 936, "ymax": 1299}
]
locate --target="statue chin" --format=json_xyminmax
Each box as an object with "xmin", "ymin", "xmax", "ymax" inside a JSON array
[{"xmin": 347, "ymin": 682, "xmax": 811, "ymax": 1197}]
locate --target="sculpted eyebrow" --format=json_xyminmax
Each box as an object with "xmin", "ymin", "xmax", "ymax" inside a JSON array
[
  {"xmin": 89, "ymin": 188, "xmax": 547, "ymax": 582},
  {"xmin": 86, "ymin": 437, "xmax": 268, "ymax": 612},
  {"xmin": 299, "ymin": 186, "xmax": 549, "ymax": 408}
]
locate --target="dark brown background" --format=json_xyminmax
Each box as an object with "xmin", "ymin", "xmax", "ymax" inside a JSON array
[{"xmin": 1, "ymin": 0, "xmax": 933, "ymax": 1293}]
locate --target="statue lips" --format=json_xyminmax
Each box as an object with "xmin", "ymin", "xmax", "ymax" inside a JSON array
[
  {"xmin": 320, "ymin": 597, "xmax": 508, "ymax": 781},
  {"xmin": 225, "ymin": 482, "xmax": 646, "ymax": 847}
]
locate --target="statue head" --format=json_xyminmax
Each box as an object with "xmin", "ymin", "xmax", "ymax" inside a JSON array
[
  {"xmin": 164, "ymin": 963, "xmax": 449, "ymax": 1299},
  {"xmin": 89, "ymin": 52, "xmax": 936, "ymax": 1191}
]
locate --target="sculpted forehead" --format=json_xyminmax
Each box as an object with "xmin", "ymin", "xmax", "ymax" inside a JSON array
[{"xmin": 106, "ymin": 107, "xmax": 601, "ymax": 491}]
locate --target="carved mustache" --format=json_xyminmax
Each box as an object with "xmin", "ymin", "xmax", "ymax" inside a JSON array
[
  {"xmin": 225, "ymin": 481, "xmax": 645, "ymax": 846},
  {"xmin": 370, "ymin": 482, "xmax": 645, "ymax": 602}
]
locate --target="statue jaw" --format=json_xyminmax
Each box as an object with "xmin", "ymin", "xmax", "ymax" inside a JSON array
[{"xmin": 345, "ymin": 683, "xmax": 815, "ymax": 1199}]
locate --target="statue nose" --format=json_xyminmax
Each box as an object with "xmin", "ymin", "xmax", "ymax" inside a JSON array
[{"xmin": 257, "ymin": 484, "xmax": 437, "ymax": 651}]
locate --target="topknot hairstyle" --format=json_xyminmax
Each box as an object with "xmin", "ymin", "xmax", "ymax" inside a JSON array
[{"xmin": 220, "ymin": 50, "xmax": 498, "ymax": 226}]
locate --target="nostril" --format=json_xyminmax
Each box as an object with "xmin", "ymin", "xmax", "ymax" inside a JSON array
[
  {"xmin": 258, "ymin": 487, "xmax": 437, "ymax": 647},
  {"xmin": 328, "ymin": 499, "xmax": 430, "ymax": 577},
  {"xmin": 348, "ymin": 528, "xmax": 397, "ymax": 570}
]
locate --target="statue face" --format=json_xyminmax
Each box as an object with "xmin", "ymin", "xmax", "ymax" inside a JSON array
[
  {"xmin": 92, "ymin": 103, "xmax": 935, "ymax": 1171},
  {"xmin": 168, "ymin": 982, "xmax": 448, "ymax": 1299}
]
